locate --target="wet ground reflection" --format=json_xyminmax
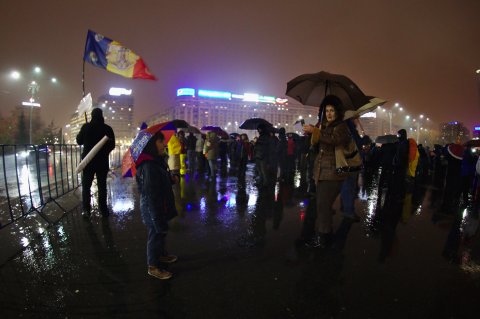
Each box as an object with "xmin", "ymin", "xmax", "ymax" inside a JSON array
[{"xmin": 0, "ymin": 163, "xmax": 479, "ymax": 318}]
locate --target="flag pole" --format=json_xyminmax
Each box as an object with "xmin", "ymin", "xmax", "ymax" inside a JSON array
[{"xmin": 82, "ymin": 59, "xmax": 87, "ymax": 123}]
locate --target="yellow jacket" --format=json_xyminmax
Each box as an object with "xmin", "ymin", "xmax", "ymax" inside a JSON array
[{"xmin": 168, "ymin": 135, "xmax": 182, "ymax": 155}]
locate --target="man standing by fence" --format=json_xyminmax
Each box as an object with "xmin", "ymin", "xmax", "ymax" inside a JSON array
[{"xmin": 77, "ymin": 108, "xmax": 115, "ymax": 218}]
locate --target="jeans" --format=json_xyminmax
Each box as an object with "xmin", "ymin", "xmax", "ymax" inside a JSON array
[
  {"xmin": 255, "ymin": 159, "xmax": 270, "ymax": 186},
  {"xmin": 208, "ymin": 159, "xmax": 217, "ymax": 177},
  {"xmin": 340, "ymin": 172, "xmax": 359, "ymax": 217},
  {"xmin": 187, "ymin": 150, "xmax": 196, "ymax": 172},
  {"xmin": 147, "ymin": 224, "xmax": 166, "ymax": 267}
]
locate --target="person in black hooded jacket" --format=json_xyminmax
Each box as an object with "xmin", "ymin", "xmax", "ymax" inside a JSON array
[
  {"xmin": 76, "ymin": 108, "xmax": 115, "ymax": 217},
  {"xmin": 136, "ymin": 131, "xmax": 178, "ymax": 280}
]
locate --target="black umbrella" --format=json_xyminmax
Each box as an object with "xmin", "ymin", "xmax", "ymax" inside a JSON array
[
  {"xmin": 201, "ymin": 125, "xmax": 229, "ymax": 139},
  {"xmin": 186, "ymin": 125, "xmax": 201, "ymax": 134},
  {"xmin": 171, "ymin": 119, "xmax": 190, "ymax": 129},
  {"xmin": 287, "ymin": 72, "xmax": 386, "ymax": 120},
  {"xmin": 239, "ymin": 118, "xmax": 273, "ymax": 130},
  {"xmin": 375, "ymin": 134, "xmax": 398, "ymax": 144},
  {"xmin": 286, "ymin": 71, "xmax": 370, "ymax": 109}
]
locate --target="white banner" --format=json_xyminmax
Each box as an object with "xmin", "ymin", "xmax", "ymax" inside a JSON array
[{"xmin": 75, "ymin": 135, "xmax": 109, "ymax": 174}]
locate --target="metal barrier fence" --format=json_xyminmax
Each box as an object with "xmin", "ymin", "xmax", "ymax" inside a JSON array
[{"xmin": 0, "ymin": 144, "xmax": 126, "ymax": 229}]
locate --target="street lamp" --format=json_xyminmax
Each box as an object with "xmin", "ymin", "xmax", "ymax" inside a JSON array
[
  {"xmin": 9, "ymin": 66, "xmax": 58, "ymax": 144},
  {"xmin": 10, "ymin": 70, "xmax": 21, "ymax": 80}
]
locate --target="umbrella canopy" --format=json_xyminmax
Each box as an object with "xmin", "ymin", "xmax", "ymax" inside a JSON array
[
  {"xmin": 447, "ymin": 143, "xmax": 464, "ymax": 160},
  {"xmin": 464, "ymin": 139, "xmax": 480, "ymax": 148},
  {"xmin": 122, "ymin": 121, "xmax": 180, "ymax": 177},
  {"xmin": 121, "ymin": 149, "xmax": 136, "ymax": 177},
  {"xmin": 201, "ymin": 125, "xmax": 229, "ymax": 139},
  {"xmin": 286, "ymin": 71, "xmax": 386, "ymax": 122},
  {"xmin": 286, "ymin": 71, "xmax": 370, "ymax": 110},
  {"xmin": 344, "ymin": 97, "xmax": 386, "ymax": 120},
  {"xmin": 229, "ymin": 132, "xmax": 240, "ymax": 139},
  {"xmin": 239, "ymin": 118, "xmax": 273, "ymax": 130},
  {"xmin": 171, "ymin": 119, "xmax": 190, "ymax": 129},
  {"xmin": 186, "ymin": 126, "xmax": 202, "ymax": 134},
  {"xmin": 375, "ymin": 134, "xmax": 399, "ymax": 144}
]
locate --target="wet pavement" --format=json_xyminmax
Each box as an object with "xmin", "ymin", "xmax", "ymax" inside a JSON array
[{"xmin": 0, "ymin": 166, "xmax": 479, "ymax": 318}]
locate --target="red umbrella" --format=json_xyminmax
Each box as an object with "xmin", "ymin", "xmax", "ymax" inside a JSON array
[
  {"xmin": 121, "ymin": 150, "xmax": 136, "ymax": 177},
  {"xmin": 447, "ymin": 143, "xmax": 464, "ymax": 160},
  {"xmin": 121, "ymin": 120, "xmax": 185, "ymax": 177}
]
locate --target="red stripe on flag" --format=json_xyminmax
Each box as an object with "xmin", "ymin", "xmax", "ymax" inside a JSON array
[{"xmin": 133, "ymin": 58, "xmax": 156, "ymax": 80}]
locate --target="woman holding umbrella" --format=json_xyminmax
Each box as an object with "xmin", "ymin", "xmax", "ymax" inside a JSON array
[
  {"xmin": 136, "ymin": 131, "xmax": 178, "ymax": 280},
  {"xmin": 303, "ymin": 95, "xmax": 352, "ymax": 248}
]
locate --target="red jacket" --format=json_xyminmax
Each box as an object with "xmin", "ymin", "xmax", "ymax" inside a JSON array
[{"xmin": 287, "ymin": 138, "xmax": 295, "ymax": 156}]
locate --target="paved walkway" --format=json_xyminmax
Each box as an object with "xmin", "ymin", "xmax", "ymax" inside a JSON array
[{"xmin": 0, "ymin": 170, "xmax": 479, "ymax": 318}]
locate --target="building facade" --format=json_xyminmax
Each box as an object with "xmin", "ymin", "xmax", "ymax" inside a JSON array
[
  {"xmin": 147, "ymin": 88, "xmax": 319, "ymax": 138},
  {"xmin": 440, "ymin": 121, "xmax": 470, "ymax": 144},
  {"xmin": 67, "ymin": 88, "xmax": 135, "ymax": 145}
]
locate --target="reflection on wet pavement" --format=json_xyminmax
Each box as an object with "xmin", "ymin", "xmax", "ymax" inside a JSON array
[{"xmin": 0, "ymin": 164, "xmax": 479, "ymax": 318}]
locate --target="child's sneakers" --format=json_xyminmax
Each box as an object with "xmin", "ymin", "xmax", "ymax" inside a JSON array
[{"xmin": 148, "ymin": 266, "xmax": 172, "ymax": 280}]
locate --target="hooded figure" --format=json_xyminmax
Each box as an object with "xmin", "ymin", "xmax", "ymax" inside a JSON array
[
  {"xmin": 76, "ymin": 108, "xmax": 115, "ymax": 217},
  {"xmin": 254, "ymin": 123, "xmax": 273, "ymax": 187}
]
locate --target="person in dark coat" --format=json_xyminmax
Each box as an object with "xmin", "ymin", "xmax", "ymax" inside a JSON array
[
  {"xmin": 460, "ymin": 146, "xmax": 477, "ymax": 206},
  {"xmin": 186, "ymin": 132, "xmax": 197, "ymax": 173},
  {"xmin": 136, "ymin": 131, "xmax": 178, "ymax": 280},
  {"xmin": 441, "ymin": 144, "xmax": 463, "ymax": 214},
  {"xmin": 254, "ymin": 124, "xmax": 272, "ymax": 187},
  {"xmin": 277, "ymin": 128, "xmax": 288, "ymax": 181},
  {"xmin": 430, "ymin": 144, "xmax": 447, "ymax": 208},
  {"xmin": 387, "ymin": 129, "xmax": 409, "ymax": 202},
  {"xmin": 286, "ymin": 134, "xmax": 297, "ymax": 181},
  {"xmin": 76, "ymin": 108, "xmax": 115, "ymax": 218}
]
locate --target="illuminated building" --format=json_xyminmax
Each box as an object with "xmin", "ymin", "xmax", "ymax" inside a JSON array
[
  {"xmin": 473, "ymin": 125, "xmax": 480, "ymax": 139},
  {"xmin": 67, "ymin": 88, "xmax": 135, "ymax": 145},
  {"xmin": 358, "ymin": 112, "xmax": 383, "ymax": 138},
  {"xmin": 440, "ymin": 121, "xmax": 470, "ymax": 144},
  {"xmin": 147, "ymin": 88, "xmax": 318, "ymax": 138}
]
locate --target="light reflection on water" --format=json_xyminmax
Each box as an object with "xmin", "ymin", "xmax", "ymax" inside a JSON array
[
  {"xmin": 19, "ymin": 164, "xmax": 41, "ymax": 208},
  {"xmin": 247, "ymin": 193, "xmax": 257, "ymax": 209}
]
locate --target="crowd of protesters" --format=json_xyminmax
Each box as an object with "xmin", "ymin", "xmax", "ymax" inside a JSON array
[
  {"xmin": 157, "ymin": 96, "xmax": 480, "ymax": 252},
  {"xmin": 79, "ymin": 96, "xmax": 480, "ymax": 280}
]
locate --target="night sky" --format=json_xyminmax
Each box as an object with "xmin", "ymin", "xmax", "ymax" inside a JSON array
[{"xmin": 1, "ymin": 0, "xmax": 479, "ymax": 131}]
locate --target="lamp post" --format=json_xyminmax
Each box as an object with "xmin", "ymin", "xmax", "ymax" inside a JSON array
[
  {"xmin": 9, "ymin": 67, "xmax": 58, "ymax": 144},
  {"xmin": 27, "ymin": 81, "xmax": 40, "ymax": 144}
]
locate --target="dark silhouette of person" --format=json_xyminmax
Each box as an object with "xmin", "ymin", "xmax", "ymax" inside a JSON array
[
  {"xmin": 76, "ymin": 108, "xmax": 115, "ymax": 218},
  {"xmin": 387, "ymin": 129, "xmax": 409, "ymax": 202}
]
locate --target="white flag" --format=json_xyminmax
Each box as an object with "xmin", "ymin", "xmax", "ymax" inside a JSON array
[{"xmin": 77, "ymin": 93, "xmax": 93, "ymax": 115}]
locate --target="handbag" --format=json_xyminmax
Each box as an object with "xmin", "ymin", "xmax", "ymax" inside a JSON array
[{"xmin": 335, "ymin": 138, "xmax": 362, "ymax": 175}]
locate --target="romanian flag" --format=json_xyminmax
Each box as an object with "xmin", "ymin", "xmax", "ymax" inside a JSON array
[{"xmin": 83, "ymin": 30, "xmax": 156, "ymax": 80}]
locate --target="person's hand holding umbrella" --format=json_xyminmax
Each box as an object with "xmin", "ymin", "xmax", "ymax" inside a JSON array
[{"xmin": 303, "ymin": 124, "xmax": 316, "ymax": 135}]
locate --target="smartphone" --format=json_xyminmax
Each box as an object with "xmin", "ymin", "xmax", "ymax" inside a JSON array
[{"xmin": 300, "ymin": 119, "xmax": 305, "ymax": 126}]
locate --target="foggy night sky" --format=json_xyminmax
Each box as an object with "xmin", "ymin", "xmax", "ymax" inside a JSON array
[{"xmin": 1, "ymin": 0, "xmax": 479, "ymax": 131}]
